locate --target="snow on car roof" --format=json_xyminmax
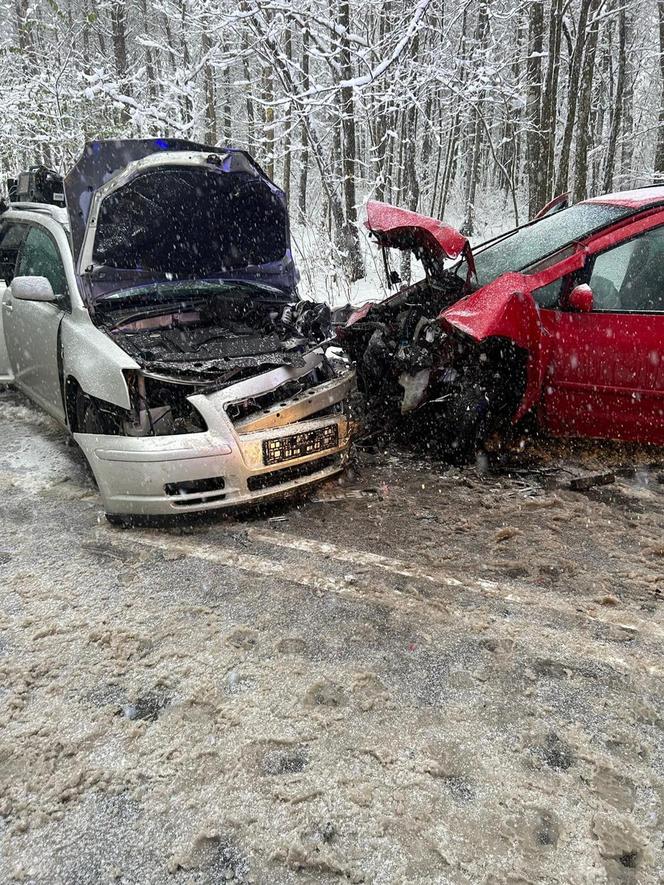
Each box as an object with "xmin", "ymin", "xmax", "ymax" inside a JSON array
[
  {"xmin": 584, "ymin": 185, "xmax": 664, "ymax": 209},
  {"xmin": 5, "ymin": 203, "xmax": 70, "ymax": 229}
]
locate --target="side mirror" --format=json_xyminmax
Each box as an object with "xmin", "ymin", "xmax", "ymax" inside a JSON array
[
  {"xmin": 568, "ymin": 283, "xmax": 593, "ymax": 312},
  {"xmin": 10, "ymin": 275, "xmax": 58, "ymax": 303}
]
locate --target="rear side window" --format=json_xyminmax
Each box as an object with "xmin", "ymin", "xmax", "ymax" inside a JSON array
[
  {"xmin": 0, "ymin": 222, "xmax": 27, "ymax": 285},
  {"xmin": 17, "ymin": 226, "xmax": 69, "ymax": 298}
]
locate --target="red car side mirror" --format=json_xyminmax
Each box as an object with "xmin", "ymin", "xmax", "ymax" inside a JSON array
[{"xmin": 568, "ymin": 284, "xmax": 594, "ymax": 312}]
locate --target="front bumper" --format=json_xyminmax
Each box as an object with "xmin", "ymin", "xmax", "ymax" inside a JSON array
[{"xmin": 74, "ymin": 355, "xmax": 355, "ymax": 516}]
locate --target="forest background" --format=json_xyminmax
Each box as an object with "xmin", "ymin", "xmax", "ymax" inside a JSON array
[{"xmin": 1, "ymin": 0, "xmax": 662, "ymax": 295}]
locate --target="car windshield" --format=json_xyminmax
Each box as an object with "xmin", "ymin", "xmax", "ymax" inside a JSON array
[{"xmin": 458, "ymin": 202, "xmax": 633, "ymax": 288}]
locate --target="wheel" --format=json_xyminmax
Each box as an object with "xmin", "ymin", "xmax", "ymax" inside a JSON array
[
  {"xmin": 75, "ymin": 389, "xmax": 105, "ymax": 434},
  {"xmin": 105, "ymin": 513, "xmax": 133, "ymax": 528},
  {"xmin": 446, "ymin": 378, "xmax": 491, "ymax": 465}
]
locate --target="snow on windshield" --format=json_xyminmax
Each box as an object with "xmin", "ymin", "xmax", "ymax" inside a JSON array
[{"xmin": 469, "ymin": 203, "xmax": 633, "ymax": 287}]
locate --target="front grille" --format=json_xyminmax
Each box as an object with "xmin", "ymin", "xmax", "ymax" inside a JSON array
[
  {"xmin": 247, "ymin": 455, "xmax": 339, "ymax": 492},
  {"xmin": 226, "ymin": 374, "xmax": 317, "ymax": 424},
  {"xmin": 263, "ymin": 424, "xmax": 339, "ymax": 466},
  {"xmin": 164, "ymin": 476, "xmax": 226, "ymax": 507}
]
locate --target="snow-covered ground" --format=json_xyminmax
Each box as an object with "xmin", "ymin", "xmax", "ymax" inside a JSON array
[
  {"xmin": 292, "ymin": 220, "xmax": 391, "ymax": 308},
  {"xmin": 0, "ymin": 386, "xmax": 663, "ymax": 884}
]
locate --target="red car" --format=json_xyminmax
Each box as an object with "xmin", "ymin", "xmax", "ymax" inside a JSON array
[{"xmin": 341, "ymin": 189, "xmax": 664, "ymax": 460}]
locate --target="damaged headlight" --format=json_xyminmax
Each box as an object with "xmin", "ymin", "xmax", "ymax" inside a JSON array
[{"xmin": 123, "ymin": 371, "xmax": 207, "ymax": 437}]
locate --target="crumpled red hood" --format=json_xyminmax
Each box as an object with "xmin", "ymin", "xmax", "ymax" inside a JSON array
[{"xmin": 365, "ymin": 200, "xmax": 476, "ymax": 277}]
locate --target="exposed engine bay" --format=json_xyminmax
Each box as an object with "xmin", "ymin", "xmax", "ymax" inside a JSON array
[
  {"xmin": 339, "ymin": 271, "xmax": 526, "ymax": 459},
  {"xmin": 87, "ymin": 289, "xmax": 344, "ymax": 438},
  {"xmin": 339, "ymin": 275, "xmax": 465, "ymax": 423},
  {"xmin": 99, "ymin": 291, "xmax": 332, "ymax": 381}
]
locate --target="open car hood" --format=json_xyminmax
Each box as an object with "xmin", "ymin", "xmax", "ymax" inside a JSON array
[
  {"xmin": 365, "ymin": 200, "xmax": 476, "ymax": 278},
  {"xmin": 64, "ymin": 139, "xmax": 297, "ymax": 302}
]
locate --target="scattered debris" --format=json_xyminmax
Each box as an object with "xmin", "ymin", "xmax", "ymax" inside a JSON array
[
  {"xmin": 596, "ymin": 594, "xmax": 620, "ymax": 606},
  {"xmin": 120, "ymin": 692, "xmax": 170, "ymax": 722},
  {"xmin": 494, "ymin": 526, "xmax": 521, "ymax": 543},
  {"xmin": 311, "ymin": 488, "xmax": 378, "ymax": 504},
  {"xmin": 569, "ymin": 472, "xmax": 616, "ymax": 491}
]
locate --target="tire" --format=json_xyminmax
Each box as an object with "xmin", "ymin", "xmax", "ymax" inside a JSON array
[
  {"xmin": 105, "ymin": 513, "xmax": 133, "ymax": 528},
  {"xmin": 446, "ymin": 379, "xmax": 491, "ymax": 465},
  {"xmin": 75, "ymin": 389, "xmax": 105, "ymax": 434}
]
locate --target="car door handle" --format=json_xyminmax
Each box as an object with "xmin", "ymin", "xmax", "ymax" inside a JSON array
[{"xmin": 2, "ymin": 301, "xmax": 12, "ymax": 312}]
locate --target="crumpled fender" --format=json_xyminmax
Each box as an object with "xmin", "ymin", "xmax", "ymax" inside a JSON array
[
  {"xmin": 60, "ymin": 311, "xmax": 136, "ymax": 412},
  {"xmin": 440, "ymin": 273, "xmax": 545, "ymax": 422}
]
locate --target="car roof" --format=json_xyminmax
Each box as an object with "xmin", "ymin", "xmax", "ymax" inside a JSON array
[
  {"xmin": 583, "ymin": 185, "xmax": 664, "ymax": 209},
  {"xmin": 2, "ymin": 203, "xmax": 70, "ymax": 230}
]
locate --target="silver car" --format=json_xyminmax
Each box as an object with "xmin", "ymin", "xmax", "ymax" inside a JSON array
[{"xmin": 0, "ymin": 139, "xmax": 355, "ymax": 523}]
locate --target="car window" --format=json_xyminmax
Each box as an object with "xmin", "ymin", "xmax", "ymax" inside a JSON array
[
  {"xmin": 532, "ymin": 278, "xmax": 564, "ymax": 308},
  {"xmin": 590, "ymin": 226, "xmax": 664, "ymax": 312},
  {"xmin": 17, "ymin": 226, "xmax": 69, "ymax": 302},
  {"xmin": 0, "ymin": 222, "xmax": 27, "ymax": 286}
]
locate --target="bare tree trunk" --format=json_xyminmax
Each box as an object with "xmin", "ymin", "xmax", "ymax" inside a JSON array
[
  {"xmin": 338, "ymin": 0, "xmax": 364, "ymax": 280},
  {"xmin": 573, "ymin": 12, "xmax": 600, "ymax": 201},
  {"xmin": 262, "ymin": 65, "xmax": 275, "ymax": 180},
  {"xmin": 136, "ymin": 0, "xmax": 157, "ymax": 108},
  {"xmin": 464, "ymin": 0, "xmax": 490, "ymax": 233},
  {"xmin": 14, "ymin": 0, "xmax": 35, "ymax": 62},
  {"xmin": 526, "ymin": 0, "xmax": 544, "ymax": 218},
  {"xmin": 541, "ymin": 0, "xmax": 563, "ymax": 201},
  {"xmin": 178, "ymin": 0, "xmax": 193, "ymax": 128},
  {"xmin": 462, "ymin": 112, "xmax": 482, "ymax": 235},
  {"xmin": 655, "ymin": 0, "xmax": 664, "ymax": 177},
  {"xmin": 556, "ymin": 0, "xmax": 596, "ymax": 195},
  {"xmin": 162, "ymin": 12, "xmax": 176, "ymax": 74},
  {"xmin": 110, "ymin": 0, "xmax": 131, "ymax": 124},
  {"xmin": 297, "ymin": 28, "xmax": 310, "ymax": 221},
  {"xmin": 282, "ymin": 24, "xmax": 292, "ymax": 199},
  {"xmin": 620, "ymin": 9, "xmax": 635, "ymax": 184},
  {"xmin": 82, "ymin": 0, "xmax": 92, "ymax": 78},
  {"xmin": 603, "ymin": 7, "xmax": 625, "ymax": 192},
  {"xmin": 401, "ymin": 88, "xmax": 420, "ymax": 279},
  {"xmin": 222, "ymin": 61, "xmax": 232, "ymax": 142},
  {"xmin": 241, "ymin": 34, "xmax": 255, "ymax": 152},
  {"xmin": 438, "ymin": 8, "xmax": 468, "ymax": 217},
  {"xmin": 201, "ymin": 26, "xmax": 217, "ymax": 144}
]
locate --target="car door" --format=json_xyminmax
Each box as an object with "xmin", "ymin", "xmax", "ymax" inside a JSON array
[
  {"xmin": 0, "ymin": 221, "xmax": 27, "ymax": 382},
  {"xmin": 538, "ymin": 222, "xmax": 664, "ymax": 444},
  {"xmin": 3, "ymin": 223, "xmax": 69, "ymax": 421}
]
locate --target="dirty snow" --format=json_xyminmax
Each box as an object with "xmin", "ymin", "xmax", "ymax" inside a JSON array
[{"xmin": 0, "ymin": 386, "xmax": 663, "ymax": 883}]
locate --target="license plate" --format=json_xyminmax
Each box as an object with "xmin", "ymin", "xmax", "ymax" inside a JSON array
[{"xmin": 263, "ymin": 424, "xmax": 339, "ymax": 466}]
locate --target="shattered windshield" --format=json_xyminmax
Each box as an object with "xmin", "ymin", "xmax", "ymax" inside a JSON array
[{"xmin": 459, "ymin": 202, "xmax": 633, "ymax": 287}]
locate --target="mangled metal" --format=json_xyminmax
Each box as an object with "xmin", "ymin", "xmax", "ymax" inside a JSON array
[
  {"xmin": 343, "ymin": 193, "xmax": 664, "ymax": 459},
  {"xmin": 1, "ymin": 139, "xmax": 355, "ymax": 520}
]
